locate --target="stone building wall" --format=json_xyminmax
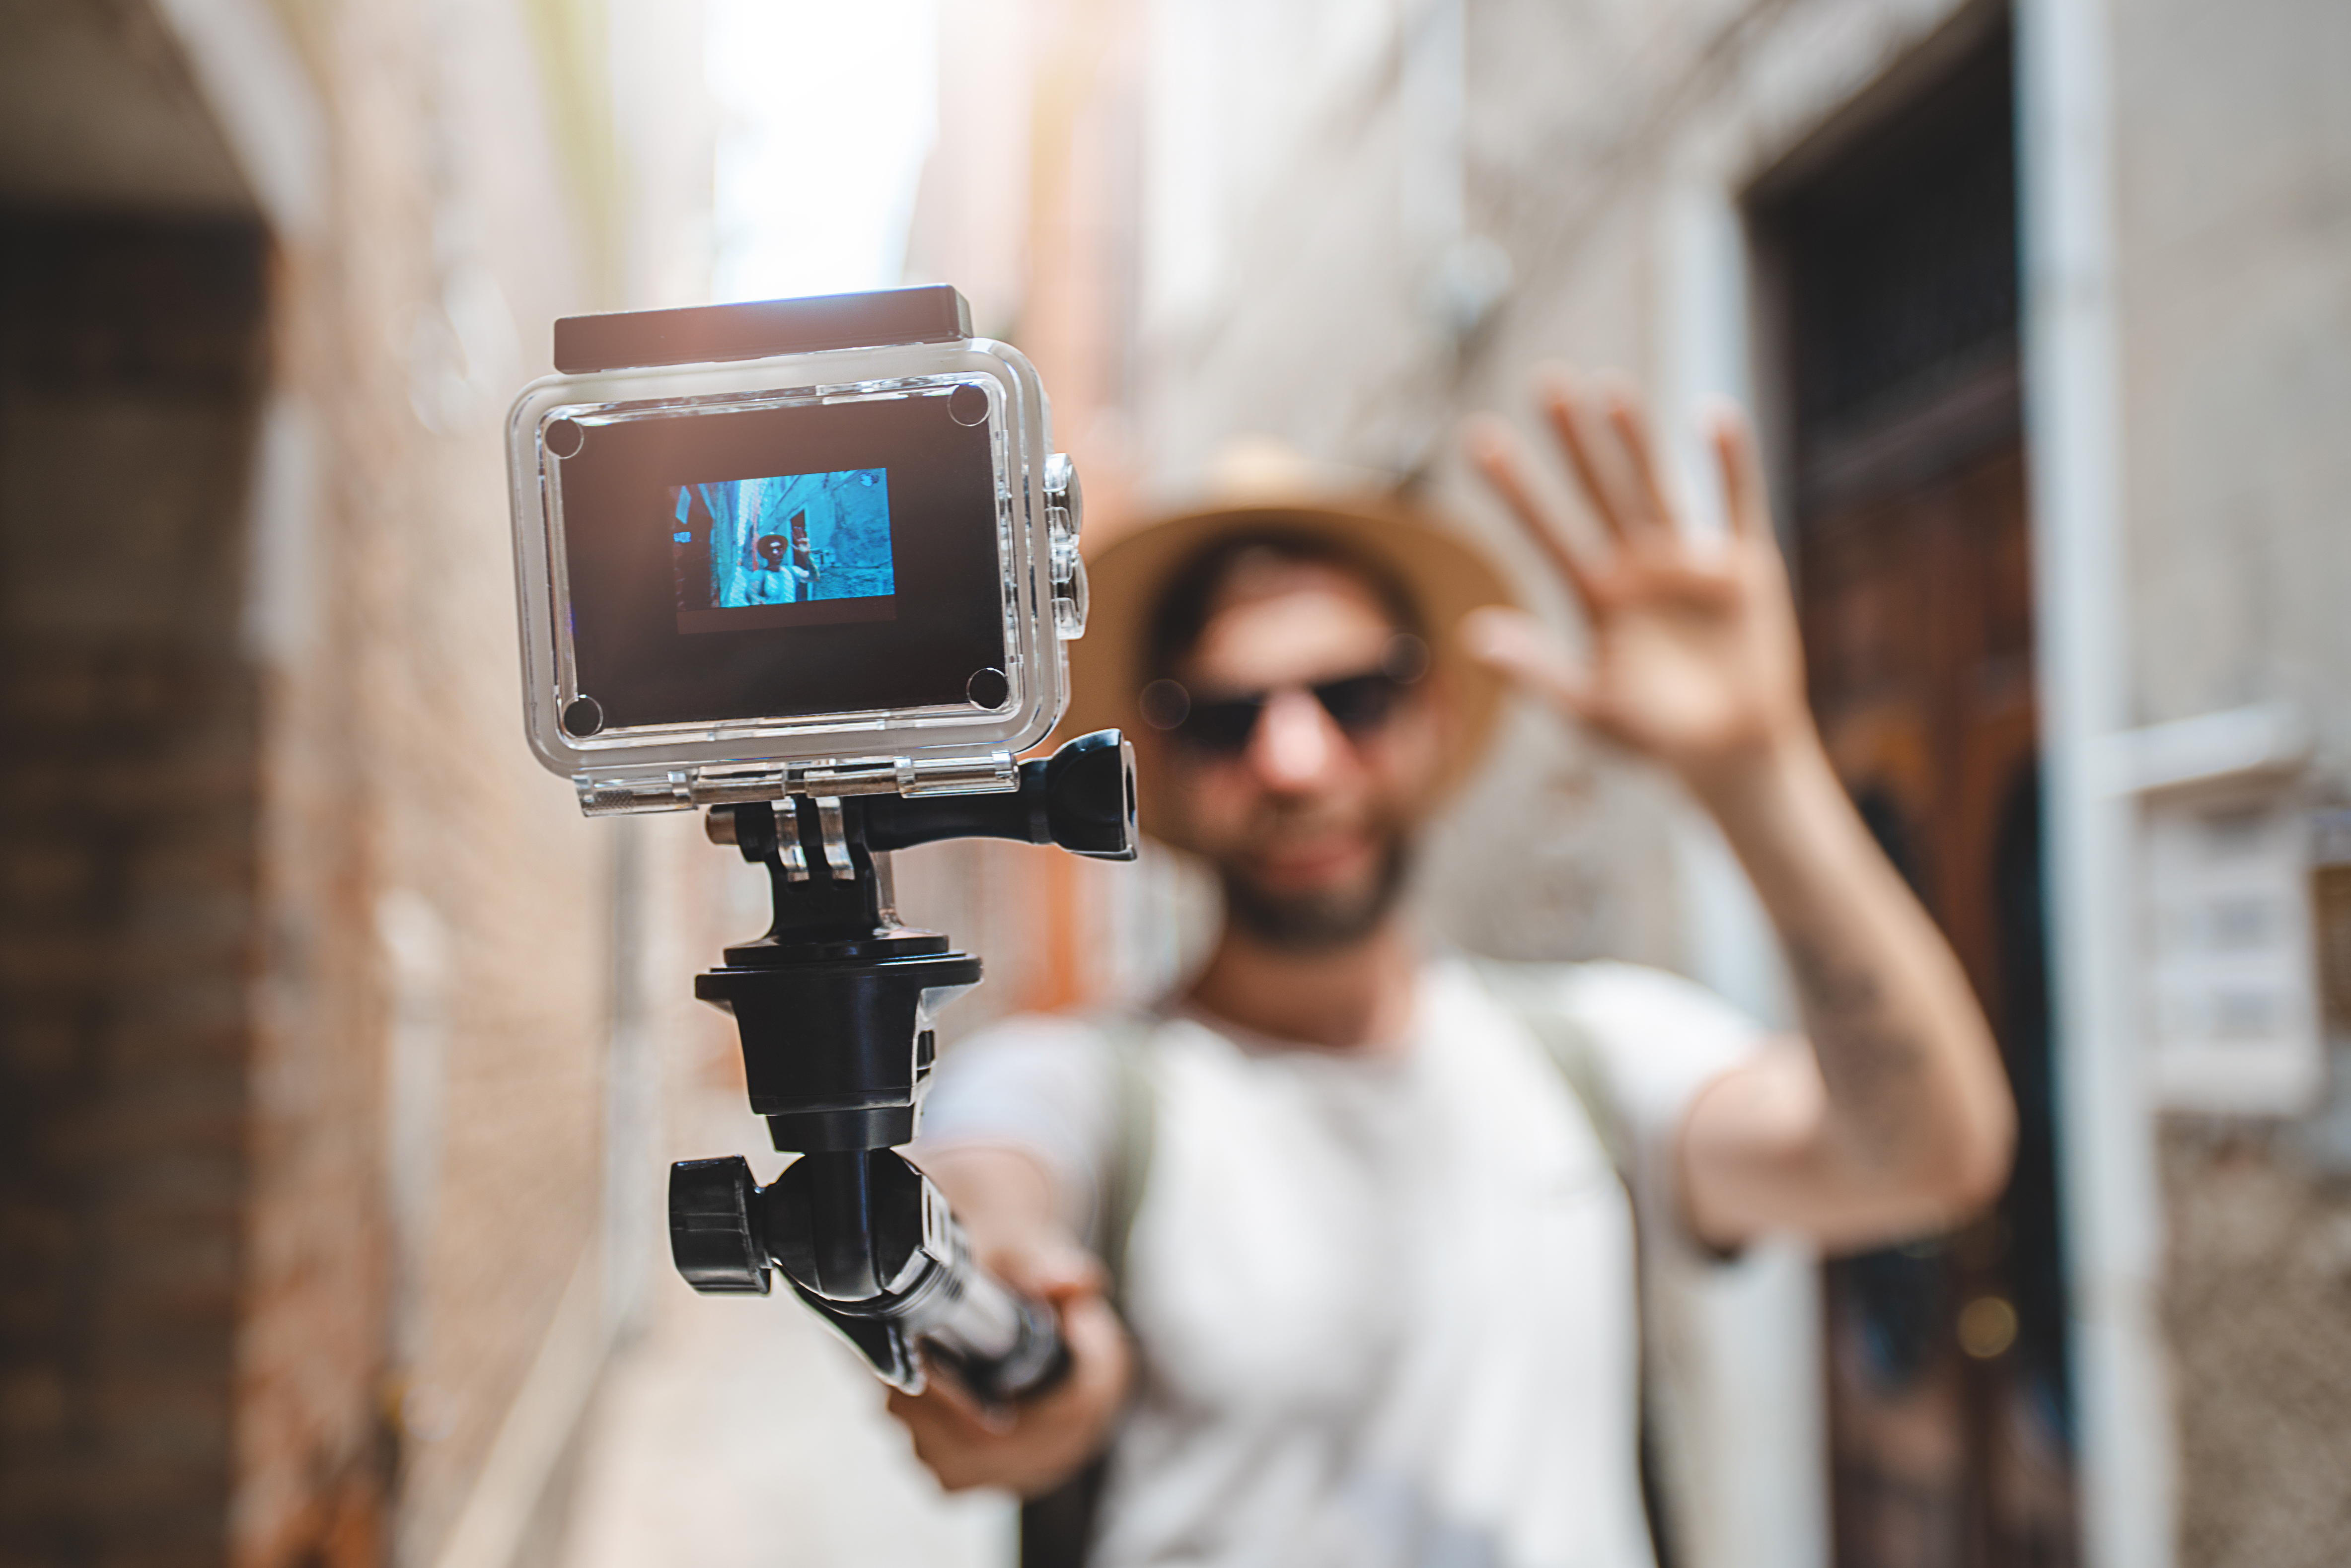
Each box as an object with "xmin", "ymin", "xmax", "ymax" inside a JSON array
[
  {"xmin": 0, "ymin": 2, "xmax": 693, "ymax": 1565},
  {"xmin": 1126, "ymin": 0, "xmax": 1999, "ymax": 982},
  {"xmin": 263, "ymin": 5, "xmax": 614, "ymax": 1563},
  {"xmin": 2110, "ymin": 0, "xmax": 2351, "ymax": 1561}
]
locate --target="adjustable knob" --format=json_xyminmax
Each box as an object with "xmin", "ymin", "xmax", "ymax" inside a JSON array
[
  {"xmin": 669, "ymin": 1156, "xmax": 771, "ymax": 1294},
  {"xmin": 1039, "ymin": 728, "xmax": 1133, "ymax": 859},
  {"xmin": 854, "ymin": 730, "xmax": 1137, "ymax": 861}
]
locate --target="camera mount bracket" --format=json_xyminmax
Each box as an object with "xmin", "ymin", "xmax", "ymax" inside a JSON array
[
  {"xmin": 579, "ymin": 750, "xmax": 1023, "ymax": 818},
  {"xmin": 668, "ymin": 728, "xmax": 1136, "ymax": 1404}
]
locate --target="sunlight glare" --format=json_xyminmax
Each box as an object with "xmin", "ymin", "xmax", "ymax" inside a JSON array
[{"xmin": 707, "ymin": 0, "xmax": 940, "ymax": 303}]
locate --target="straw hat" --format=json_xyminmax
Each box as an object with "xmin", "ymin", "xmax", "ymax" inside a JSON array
[{"xmin": 1061, "ymin": 440, "xmax": 1518, "ymax": 839}]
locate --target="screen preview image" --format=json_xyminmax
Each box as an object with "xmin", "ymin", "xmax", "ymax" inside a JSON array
[{"xmin": 671, "ymin": 468, "xmax": 897, "ymax": 633}]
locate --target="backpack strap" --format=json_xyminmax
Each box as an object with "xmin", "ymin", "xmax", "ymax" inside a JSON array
[
  {"xmin": 1092, "ymin": 1012, "xmax": 1161, "ymax": 1313},
  {"xmin": 1467, "ymin": 957, "xmax": 1627, "ymax": 1176},
  {"xmin": 1468, "ymin": 957, "xmax": 1685, "ymax": 1568},
  {"xmin": 1019, "ymin": 1011, "xmax": 1160, "ymax": 1568}
]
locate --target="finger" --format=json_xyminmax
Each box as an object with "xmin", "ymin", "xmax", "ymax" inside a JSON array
[
  {"xmin": 977, "ymin": 1294, "xmax": 1133, "ymax": 1495},
  {"xmin": 1537, "ymin": 368, "xmax": 1647, "ymax": 541},
  {"xmin": 887, "ymin": 1384, "xmax": 961, "ymax": 1439},
  {"xmin": 1050, "ymin": 1295, "xmax": 1132, "ymax": 1413},
  {"xmin": 906, "ymin": 1353, "xmax": 1019, "ymax": 1435},
  {"xmin": 886, "ymin": 1389, "xmax": 1000, "ymax": 1491},
  {"xmin": 1704, "ymin": 400, "xmax": 1771, "ymax": 542},
  {"xmin": 1464, "ymin": 415, "xmax": 1601, "ymax": 613},
  {"xmin": 984, "ymin": 1238, "xmax": 1103, "ymax": 1303},
  {"xmin": 1596, "ymin": 375, "xmax": 1677, "ymax": 534},
  {"xmin": 888, "ymin": 1379, "xmax": 998, "ymax": 1449},
  {"xmin": 1461, "ymin": 606, "xmax": 1598, "ymax": 725}
]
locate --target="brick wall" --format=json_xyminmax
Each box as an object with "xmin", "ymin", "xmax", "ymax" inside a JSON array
[
  {"xmin": 3, "ymin": 0, "xmax": 654, "ymax": 1563},
  {"xmin": 236, "ymin": 2, "xmax": 622, "ymax": 1564},
  {"xmin": 0, "ymin": 213, "xmax": 271, "ymax": 1568}
]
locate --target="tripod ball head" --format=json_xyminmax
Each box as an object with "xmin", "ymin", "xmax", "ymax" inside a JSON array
[{"xmin": 667, "ymin": 1149, "xmax": 1068, "ymax": 1403}]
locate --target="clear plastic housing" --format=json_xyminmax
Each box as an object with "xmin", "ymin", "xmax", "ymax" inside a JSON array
[{"xmin": 505, "ymin": 336, "xmax": 1081, "ymax": 813}]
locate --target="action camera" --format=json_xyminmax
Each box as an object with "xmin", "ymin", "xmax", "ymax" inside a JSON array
[{"xmin": 505, "ymin": 285, "xmax": 1086, "ymax": 813}]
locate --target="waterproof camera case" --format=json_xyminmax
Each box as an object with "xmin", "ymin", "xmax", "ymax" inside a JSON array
[{"xmin": 506, "ymin": 285, "xmax": 1086, "ymax": 814}]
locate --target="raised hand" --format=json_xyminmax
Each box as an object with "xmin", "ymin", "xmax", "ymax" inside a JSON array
[
  {"xmin": 1469, "ymin": 371, "xmax": 2015, "ymax": 1249},
  {"xmin": 1464, "ymin": 369, "xmax": 1814, "ymax": 797}
]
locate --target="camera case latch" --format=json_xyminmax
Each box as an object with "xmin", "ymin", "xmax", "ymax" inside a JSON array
[{"xmin": 1044, "ymin": 451, "xmax": 1087, "ymax": 638}]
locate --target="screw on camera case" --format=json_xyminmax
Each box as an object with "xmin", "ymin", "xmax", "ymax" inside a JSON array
[{"xmin": 506, "ymin": 285, "xmax": 1088, "ymax": 814}]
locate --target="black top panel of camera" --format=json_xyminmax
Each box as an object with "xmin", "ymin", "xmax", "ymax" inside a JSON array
[{"xmin": 555, "ymin": 285, "xmax": 974, "ymax": 374}]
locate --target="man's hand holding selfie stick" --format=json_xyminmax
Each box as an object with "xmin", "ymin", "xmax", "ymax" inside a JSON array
[{"xmin": 1466, "ymin": 372, "xmax": 2012, "ymax": 1253}]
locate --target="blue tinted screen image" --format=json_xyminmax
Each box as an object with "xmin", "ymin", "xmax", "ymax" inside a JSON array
[{"xmin": 670, "ymin": 467, "xmax": 897, "ymax": 632}]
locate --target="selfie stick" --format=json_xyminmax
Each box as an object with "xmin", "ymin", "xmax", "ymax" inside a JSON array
[{"xmin": 668, "ymin": 729, "xmax": 1136, "ymax": 1404}]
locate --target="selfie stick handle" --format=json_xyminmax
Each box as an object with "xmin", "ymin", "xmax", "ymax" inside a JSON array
[
  {"xmin": 672, "ymin": 1147, "xmax": 1068, "ymax": 1402},
  {"xmin": 668, "ymin": 730, "xmax": 1136, "ymax": 1404}
]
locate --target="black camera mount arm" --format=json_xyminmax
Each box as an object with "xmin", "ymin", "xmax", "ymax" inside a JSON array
[{"xmin": 667, "ymin": 729, "xmax": 1136, "ymax": 1405}]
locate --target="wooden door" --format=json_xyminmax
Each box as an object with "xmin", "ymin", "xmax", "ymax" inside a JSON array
[
  {"xmin": 1753, "ymin": 16, "xmax": 2079, "ymax": 1565},
  {"xmin": 1801, "ymin": 400, "xmax": 2075, "ymax": 1568}
]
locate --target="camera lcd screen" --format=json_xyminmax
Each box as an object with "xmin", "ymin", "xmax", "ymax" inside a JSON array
[
  {"xmin": 557, "ymin": 388, "xmax": 1006, "ymax": 731},
  {"xmin": 671, "ymin": 467, "xmax": 898, "ymax": 633}
]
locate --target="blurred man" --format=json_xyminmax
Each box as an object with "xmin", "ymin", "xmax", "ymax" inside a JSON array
[{"xmin": 892, "ymin": 373, "xmax": 2015, "ymax": 1568}]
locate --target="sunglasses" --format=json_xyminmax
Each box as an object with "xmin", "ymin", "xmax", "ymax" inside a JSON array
[{"xmin": 1140, "ymin": 667, "xmax": 1420, "ymax": 757}]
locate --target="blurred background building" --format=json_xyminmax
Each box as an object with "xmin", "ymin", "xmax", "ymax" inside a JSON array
[
  {"xmin": 0, "ymin": 0, "xmax": 710, "ymax": 1564},
  {"xmin": 0, "ymin": 2, "xmax": 2346, "ymax": 1568}
]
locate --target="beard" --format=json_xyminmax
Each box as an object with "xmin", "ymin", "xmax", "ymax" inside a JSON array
[{"xmin": 1215, "ymin": 833, "xmax": 1413, "ymax": 952}]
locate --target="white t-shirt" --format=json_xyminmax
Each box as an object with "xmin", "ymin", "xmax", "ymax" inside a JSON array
[{"xmin": 915, "ymin": 955, "xmax": 1762, "ymax": 1568}]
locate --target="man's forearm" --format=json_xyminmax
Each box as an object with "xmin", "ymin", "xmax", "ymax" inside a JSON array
[{"xmin": 1690, "ymin": 736, "xmax": 2014, "ymax": 1205}]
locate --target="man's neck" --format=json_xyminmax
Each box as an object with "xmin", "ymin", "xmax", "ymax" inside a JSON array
[{"xmin": 1185, "ymin": 919, "xmax": 1420, "ymax": 1051}]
